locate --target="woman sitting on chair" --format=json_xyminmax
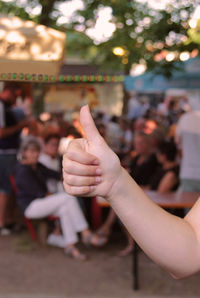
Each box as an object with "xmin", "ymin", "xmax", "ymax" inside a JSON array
[{"xmin": 14, "ymin": 137, "xmax": 106, "ymax": 261}]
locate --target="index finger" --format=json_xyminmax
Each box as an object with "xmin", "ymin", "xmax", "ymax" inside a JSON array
[{"xmin": 65, "ymin": 141, "xmax": 99, "ymax": 165}]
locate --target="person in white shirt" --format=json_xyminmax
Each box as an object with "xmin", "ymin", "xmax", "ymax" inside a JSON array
[
  {"xmin": 176, "ymin": 108, "xmax": 200, "ymax": 192},
  {"xmin": 39, "ymin": 133, "xmax": 106, "ymax": 258}
]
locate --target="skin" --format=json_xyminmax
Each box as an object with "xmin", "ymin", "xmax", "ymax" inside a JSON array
[
  {"xmin": 63, "ymin": 105, "xmax": 200, "ymax": 278},
  {"xmin": 44, "ymin": 138, "xmax": 60, "ymax": 159}
]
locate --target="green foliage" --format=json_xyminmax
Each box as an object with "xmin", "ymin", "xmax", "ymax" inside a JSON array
[
  {"xmin": 0, "ymin": 0, "xmax": 32, "ymax": 21},
  {"xmin": 1, "ymin": 0, "xmax": 199, "ymax": 77},
  {"xmin": 187, "ymin": 20, "xmax": 200, "ymax": 45},
  {"xmin": 73, "ymin": 0, "xmax": 199, "ymax": 76},
  {"xmin": 66, "ymin": 30, "xmax": 96, "ymax": 61}
]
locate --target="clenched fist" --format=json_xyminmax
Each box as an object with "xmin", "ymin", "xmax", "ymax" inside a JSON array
[{"xmin": 62, "ymin": 105, "xmax": 122, "ymax": 199}]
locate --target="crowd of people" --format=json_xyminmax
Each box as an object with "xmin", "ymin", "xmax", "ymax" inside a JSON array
[{"xmin": 1, "ymin": 82, "xmax": 200, "ymax": 264}]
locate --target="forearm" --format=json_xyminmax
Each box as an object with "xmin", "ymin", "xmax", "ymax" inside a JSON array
[
  {"xmin": 0, "ymin": 124, "xmax": 22, "ymax": 138},
  {"xmin": 108, "ymin": 168, "xmax": 200, "ymax": 278}
]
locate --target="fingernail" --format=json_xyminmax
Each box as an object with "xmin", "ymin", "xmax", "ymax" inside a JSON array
[
  {"xmin": 90, "ymin": 185, "xmax": 95, "ymax": 191},
  {"xmin": 96, "ymin": 168, "xmax": 102, "ymax": 175},
  {"xmin": 95, "ymin": 176, "xmax": 102, "ymax": 183}
]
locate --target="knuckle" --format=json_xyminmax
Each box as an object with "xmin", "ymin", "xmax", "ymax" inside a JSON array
[
  {"xmin": 67, "ymin": 175, "xmax": 74, "ymax": 185},
  {"xmin": 89, "ymin": 166, "xmax": 96, "ymax": 175},
  {"xmin": 81, "ymin": 186, "xmax": 90, "ymax": 195},
  {"xmin": 89, "ymin": 177, "xmax": 95, "ymax": 185},
  {"xmin": 66, "ymin": 150, "xmax": 74, "ymax": 160},
  {"xmin": 64, "ymin": 184, "xmax": 75, "ymax": 196},
  {"xmin": 63, "ymin": 160, "xmax": 73, "ymax": 173},
  {"xmin": 63, "ymin": 182, "xmax": 70, "ymax": 194}
]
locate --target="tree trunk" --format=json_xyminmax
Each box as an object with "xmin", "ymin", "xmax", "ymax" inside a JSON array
[
  {"xmin": 38, "ymin": 0, "xmax": 56, "ymax": 26},
  {"xmin": 122, "ymin": 63, "xmax": 131, "ymax": 115}
]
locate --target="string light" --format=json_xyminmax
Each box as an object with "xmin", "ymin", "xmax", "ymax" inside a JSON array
[{"xmin": 0, "ymin": 73, "xmax": 124, "ymax": 83}]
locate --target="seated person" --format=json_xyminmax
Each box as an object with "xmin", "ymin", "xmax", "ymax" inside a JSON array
[
  {"xmin": 129, "ymin": 131, "xmax": 159, "ymax": 186},
  {"xmin": 39, "ymin": 132, "xmax": 63, "ymax": 193},
  {"xmin": 117, "ymin": 131, "xmax": 159, "ymax": 256},
  {"xmin": 149, "ymin": 140, "xmax": 179, "ymax": 192},
  {"xmin": 14, "ymin": 137, "xmax": 106, "ymax": 261},
  {"xmin": 97, "ymin": 131, "xmax": 159, "ymax": 256},
  {"xmin": 39, "ymin": 132, "xmax": 67, "ymax": 245},
  {"xmin": 39, "ymin": 132, "xmax": 89, "ymax": 244}
]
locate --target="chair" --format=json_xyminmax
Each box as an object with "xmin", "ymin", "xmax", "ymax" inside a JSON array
[
  {"xmin": 9, "ymin": 175, "xmax": 59, "ymax": 242},
  {"xmin": 91, "ymin": 197, "xmax": 102, "ymax": 230}
]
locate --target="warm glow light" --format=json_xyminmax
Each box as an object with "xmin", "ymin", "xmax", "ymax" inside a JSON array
[
  {"xmin": 189, "ymin": 19, "xmax": 197, "ymax": 28},
  {"xmin": 130, "ymin": 63, "xmax": 146, "ymax": 76},
  {"xmin": 25, "ymin": 21, "xmax": 35, "ymax": 28},
  {"xmin": 154, "ymin": 53, "xmax": 163, "ymax": 62},
  {"xmin": 180, "ymin": 51, "xmax": 190, "ymax": 61},
  {"xmin": 0, "ymin": 29, "xmax": 5, "ymax": 39},
  {"xmin": 6, "ymin": 31, "xmax": 25, "ymax": 44},
  {"xmin": 113, "ymin": 47, "xmax": 125, "ymax": 56},
  {"xmin": 36, "ymin": 25, "xmax": 46, "ymax": 33},
  {"xmin": 166, "ymin": 52, "xmax": 175, "ymax": 62},
  {"xmin": 122, "ymin": 57, "xmax": 128, "ymax": 64},
  {"xmin": 30, "ymin": 44, "xmax": 41, "ymax": 55},
  {"xmin": 39, "ymin": 112, "xmax": 51, "ymax": 122},
  {"xmin": 1, "ymin": 17, "xmax": 22, "ymax": 28},
  {"xmin": 0, "ymin": 15, "xmax": 66, "ymax": 75},
  {"xmin": 191, "ymin": 49, "xmax": 199, "ymax": 58}
]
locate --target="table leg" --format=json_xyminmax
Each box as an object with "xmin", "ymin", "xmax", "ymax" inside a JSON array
[{"xmin": 132, "ymin": 241, "xmax": 139, "ymax": 290}]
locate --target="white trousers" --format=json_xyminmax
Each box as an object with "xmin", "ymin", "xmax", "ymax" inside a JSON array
[{"xmin": 24, "ymin": 192, "xmax": 88, "ymax": 246}]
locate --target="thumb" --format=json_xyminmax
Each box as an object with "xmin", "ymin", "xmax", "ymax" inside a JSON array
[{"xmin": 80, "ymin": 105, "xmax": 101, "ymax": 143}]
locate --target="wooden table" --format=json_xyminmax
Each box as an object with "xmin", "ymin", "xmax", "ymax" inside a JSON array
[{"xmin": 133, "ymin": 191, "xmax": 200, "ymax": 290}]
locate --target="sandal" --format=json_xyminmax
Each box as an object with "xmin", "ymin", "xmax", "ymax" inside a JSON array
[
  {"xmin": 117, "ymin": 245, "xmax": 133, "ymax": 257},
  {"xmin": 82, "ymin": 233, "xmax": 107, "ymax": 248},
  {"xmin": 96, "ymin": 229, "xmax": 111, "ymax": 239},
  {"xmin": 64, "ymin": 246, "xmax": 87, "ymax": 261}
]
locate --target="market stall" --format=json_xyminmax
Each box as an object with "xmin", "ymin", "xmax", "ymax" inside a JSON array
[{"xmin": 0, "ymin": 15, "xmax": 66, "ymax": 76}]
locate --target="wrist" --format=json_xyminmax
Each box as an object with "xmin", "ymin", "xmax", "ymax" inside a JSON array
[{"xmin": 106, "ymin": 167, "xmax": 129, "ymax": 203}]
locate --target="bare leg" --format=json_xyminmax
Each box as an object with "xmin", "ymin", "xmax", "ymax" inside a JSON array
[
  {"xmin": 64, "ymin": 243, "xmax": 87, "ymax": 261},
  {"xmin": 81, "ymin": 228, "xmax": 107, "ymax": 247},
  {"xmin": 97, "ymin": 209, "xmax": 116, "ymax": 237},
  {"xmin": 118, "ymin": 227, "xmax": 134, "ymax": 257}
]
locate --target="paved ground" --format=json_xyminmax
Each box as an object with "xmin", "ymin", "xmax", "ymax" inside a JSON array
[{"xmin": 0, "ymin": 229, "xmax": 200, "ymax": 298}]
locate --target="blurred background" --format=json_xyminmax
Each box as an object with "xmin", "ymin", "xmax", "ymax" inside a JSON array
[{"xmin": 0, "ymin": 1, "xmax": 200, "ymax": 297}]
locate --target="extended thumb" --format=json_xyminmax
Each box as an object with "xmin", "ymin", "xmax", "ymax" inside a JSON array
[{"xmin": 80, "ymin": 105, "xmax": 101, "ymax": 142}]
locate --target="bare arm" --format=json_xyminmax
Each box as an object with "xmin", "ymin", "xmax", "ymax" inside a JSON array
[
  {"xmin": 0, "ymin": 119, "xmax": 28, "ymax": 138},
  {"xmin": 157, "ymin": 171, "xmax": 178, "ymax": 193},
  {"xmin": 62, "ymin": 105, "xmax": 200, "ymax": 279},
  {"xmin": 108, "ymin": 168, "xmax": 200, "ymax": 279}
]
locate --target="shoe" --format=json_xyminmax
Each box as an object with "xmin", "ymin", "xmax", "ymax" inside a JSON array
[
  {"xmin": 47, "ymin": 234, "xmax": 66, "ymax": 248},
  {"xmin": 0, "ymin": 226, "xmax": 11, "ymax": 236},
  {"xmin": 5, "ymin": 223, "xmax": 23, "ymax": 233},
  {"xmin": 82, "ymin": 233, "xmax": 107, "ymax": 248},
  {"xmin": 64, "ymin": 246, "xmax": 87, "ymax": 261}
]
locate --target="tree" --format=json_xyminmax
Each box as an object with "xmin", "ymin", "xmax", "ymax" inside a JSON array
[
  {"xmin": 1, "ymin": 0, "xmax": 199, "ymax": 76},
  {"xmin": 1, "ymin": 0, "xmax": 199, "ymax": 114},
  {"xmin": 70, "ymin": 0, "xmax": 199, "ymax": 77},
  {"xmin": 69, "ymin": 0, "xmax": 199, "ymax": 112}
]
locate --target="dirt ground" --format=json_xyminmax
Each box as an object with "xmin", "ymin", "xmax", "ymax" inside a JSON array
[{"xmin": 0, "ymin": 228, "xmax": 200, "ymax": 298}]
